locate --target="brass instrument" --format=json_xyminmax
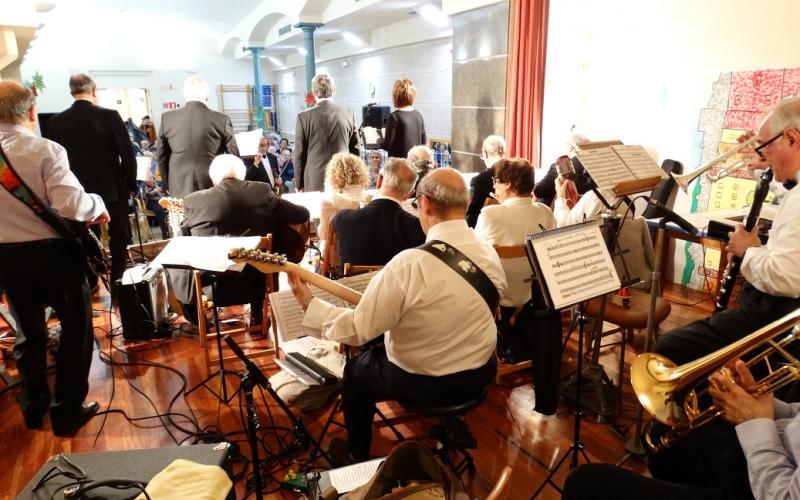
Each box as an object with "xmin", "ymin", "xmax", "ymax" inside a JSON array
[
  {"xmin": 671, "ymin": 136, "xmax": 758, "ymax": 193},
  {"xmin": 632, "ymin": 307, "xmax": 800, "ymax": 452}
]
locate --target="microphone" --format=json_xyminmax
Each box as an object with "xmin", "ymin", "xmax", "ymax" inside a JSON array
[{"xmin": 647, "ymin": 199, "xmax": 699, "ymax": 236}]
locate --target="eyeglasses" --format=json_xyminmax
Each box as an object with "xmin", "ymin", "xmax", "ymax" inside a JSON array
[{"xmin": 754, "ymin": 131, "xmax": 785, "ymax": 158}]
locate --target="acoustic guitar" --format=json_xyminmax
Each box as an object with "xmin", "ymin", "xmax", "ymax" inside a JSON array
[{"xmin": 228, "ymin": 248, "xmax": 362, "ymax": 305}]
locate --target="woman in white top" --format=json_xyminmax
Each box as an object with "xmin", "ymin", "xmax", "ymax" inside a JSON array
[
  {"xmin": 475, "ymin": 158, "xmax": 556, "ymax": 307},
  {"xmin": 318, "ymin": 152, "xmax": 369, "ymax": 242}
]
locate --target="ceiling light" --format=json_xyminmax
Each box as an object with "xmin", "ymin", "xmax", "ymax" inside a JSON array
[
  {"xmin": 419, "ymin": 3, "xmax": 448, "ymax": 27},
  {"xmin": 297, "ymin": 47, "xmax": 307, "ymax": 56},
  {"xmin": 341, "ymin": 31, "xmax": 366, "ymax": 47},
  {"xmin": 268, "ymin": 56, "xmax": 284, "ymax": 67}
]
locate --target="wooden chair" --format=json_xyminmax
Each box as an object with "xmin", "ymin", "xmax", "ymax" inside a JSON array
[
  {"xmin": 194, "ymin": 235, "xmax": 280, "ymax": 377},
  {"xmin": 342, "ymin": 263, "xmax": 384, "ymax": 276},
  {"xmin": 492, "ymin": 244, "xmax": 533, "ymax": 383},
  {"xmin": 320, "ymin": 220, "xmax": 340, "ymax": 278},
  {"xmin": 486, "ymin": 466, "xmax": 513, "ymax": 500}
]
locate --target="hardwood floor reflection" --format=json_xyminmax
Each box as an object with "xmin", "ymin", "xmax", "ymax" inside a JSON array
[{"xmin": 0, "ymin": 282, "xmax": 716, "ymax": 499}]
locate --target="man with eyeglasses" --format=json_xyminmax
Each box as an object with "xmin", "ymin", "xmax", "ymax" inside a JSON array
[
  {"xmin": 655, "ymin": 97, "xmax": 800, "ymax": 367},
  {"xmin": 561, "ymin": 98, "xmax": 800, "ymax": 500}
]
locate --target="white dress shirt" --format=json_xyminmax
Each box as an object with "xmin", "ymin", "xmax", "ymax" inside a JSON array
[
  {"xmin": 475, "ymin": 197, "xmax": 555, "ymax": 306},
  {"xmin": 302, "ymin": 219, "xmax": 508, "ymax": 376},
  {"xmin": 741, "ymin": 171, "xmax": 800, "ymax": 298},
  {"xmin": 318, "ymin": 184, "xmax": 364, "ymax": 241},
  {"xmin": 554, "ymin": 189, "xmax": 616, "ymax": 227},
  {"xmin": 0, "ymin": 123, "xmax": 106, "ymax": 243}
]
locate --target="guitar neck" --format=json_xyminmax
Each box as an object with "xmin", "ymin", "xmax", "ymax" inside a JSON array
[{"xmin": 282, "ymin": 261, "xmax": 362, "ymax": 305}]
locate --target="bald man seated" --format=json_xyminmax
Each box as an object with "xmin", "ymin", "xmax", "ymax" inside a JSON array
[
  {"xmin": 332, "ymin": 157, "xmax": 425, "ymax": 272},
  {"xmin": 288, "ymin": 168, "xmax": 508, "ymax": 464}
]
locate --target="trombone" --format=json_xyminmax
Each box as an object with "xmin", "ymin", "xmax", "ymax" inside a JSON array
[{"xmin": 671, "ymin": 135, "xmax": 758, "ymax": 193}]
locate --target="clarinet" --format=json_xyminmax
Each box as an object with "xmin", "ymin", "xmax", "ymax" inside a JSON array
[{"xmin": 714, "ymin": 168, "xmax": 773, "ymax": 312}]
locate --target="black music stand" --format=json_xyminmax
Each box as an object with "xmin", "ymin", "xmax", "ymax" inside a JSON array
[{"xmin": 523, "ymin": 222, "xmax": 622, "ymax": 498}]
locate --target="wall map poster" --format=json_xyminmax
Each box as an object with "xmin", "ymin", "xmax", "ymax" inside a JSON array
[{"xmin": 682, "ymin": 68, "xmax": 800, "ymax": 290}]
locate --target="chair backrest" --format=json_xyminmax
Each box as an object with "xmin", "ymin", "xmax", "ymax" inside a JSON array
[
  {"xmin": 343, "ymin": 263, "xmax": 384, "ymax": 276},
  {"xmin": 321, "ymin": 220, "xmax": 340, "ymax": 278},
  {"xmin": 642, "ymin": 159, "xmax": 683, "ymax": 219},
  {"xmin": 493, "ymin": 245, "xmax": 526, "ymax": 259},
  {"xmin": 486, "ymin": 466, "xmax": 513, "ymax": 500},
  {"xmin": 614, "ymin": 216, "xmax": 655, "ymax": 291}
]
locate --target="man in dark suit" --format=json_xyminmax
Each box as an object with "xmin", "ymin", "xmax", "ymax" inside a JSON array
[
  {"xmin": 333, "ymin": 158, "xmax": 425, "ymax": 271},
  {"xmin": 244, "ymin": 135, "xmax": 281, "ymax": 190},
  {"xmin": 465, "ymin": 135, "xmax": 505, "ymax": 227},
  {"xmin": 294, "ymin": 74, "xmax": 359, "ymax": 192},
  {"xmin": 157, "ymin": 76, "xmax": 239, "ymax": 198},
  {"xmin": 167, "ymin": 154, "xmax": 309, "ymax": 326},
  {"xmin": 46, "ymin": 73, "xmax": 137, "ymax": 285}
]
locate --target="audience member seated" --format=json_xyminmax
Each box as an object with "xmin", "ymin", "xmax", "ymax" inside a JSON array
[
  {"xmin": 466, "ymin": 135, "xmax": 506, "ymax": 227},
  {"xmin": 318, "ymin": 152, "xmax": 369, "ymax": 243},
  {"xmin": 333, "ymin": 157, "xmax": 425, "ymax": 272},
  {"xmin": 533, "ymin": 130, "xmax": 594, "ymax": 207},
  {"xmin": 287, "ymin": 168, "xmax": 507, "ymax": 463},
  {"xmin": 475, "ymin": 158, "xmax": 555, "ymax": 362},
  {"xmin": 278, "ymin": 137, "xmax": 291, "ymax": 153},
  {"xmin": 406, "ymin": 145, "xmax": 436, "ymax": 201},
  {"xmin": 279, "ymin": 149, "xmax": 296, "ymax": 193},
  {"xmin": 166, "ymin": 154, "xmax": 309, "ymax": 327},
  {"xmin": 139, "ymin": 161, "xmax": 170, "ymax": 239}
]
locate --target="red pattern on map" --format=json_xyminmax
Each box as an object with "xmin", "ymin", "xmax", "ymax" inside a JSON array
[
  {"xmin": 729, "ymin": 70, "xmax": 783, "ymax": 112},
  {"xmin": 723, "ymin": 110, "xmax": 762, "ymax": 131},
  {"xmin": 783, "ymin": 68, "xmax": 800, "ymax": 97}
]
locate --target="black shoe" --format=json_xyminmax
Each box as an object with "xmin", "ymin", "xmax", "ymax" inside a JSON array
[
  {"xmin": 52, "ymin": 401, "xmax": 99, "ymax": 436},
  {"xmin": 327, "ymin": 437, "xmax": 356, "ymax": 467},
  {"xmin": 23, "ymin": 411, "xmax": 46, "ymax": 429}
]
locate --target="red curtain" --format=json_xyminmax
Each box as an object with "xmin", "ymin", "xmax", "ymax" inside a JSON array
[{"xmin": 504, "ymin": 0, "xmax": 550, "ymax": 167}]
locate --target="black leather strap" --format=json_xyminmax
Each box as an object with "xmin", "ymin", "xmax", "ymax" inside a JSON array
[{"xmin": 418, "ymin": 239, "xmax": 499, "ymax": 313}]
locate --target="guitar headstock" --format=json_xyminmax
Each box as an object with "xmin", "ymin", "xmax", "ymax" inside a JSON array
[
  {"xmin": 228, "ymin": 248, "xmax": 289, "ymax": 273},
  {"xmin": 158, "ymin": 196, "xmax": 184, "ymax": 210}
]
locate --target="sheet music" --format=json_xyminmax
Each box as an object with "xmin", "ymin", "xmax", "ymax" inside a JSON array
[
  {"xmin": 611, "ymin": 145, "xmax": 666, "ymax": 180},
  {"xmin": 528, "ymin": 221, "xmax": 621, "ymax": 310},
  {"xmin": 576, "ymin": 148, "xmax": 631, "ymax": 192},
  {"xmin": 269, "ymin": 271, "xmax": 378, "ymax": 342},
  {"xmin": 151, "ymin": 236, "xmax": 261, "ymax": 272},
  {"xmin": 135, "ymin": 156, "xmax": 151, "ymax": 181},
  {"xmin": 234, "ymin": 128, "xmax": 263, "ymax": 156},
  {"xmin": 327, "ymin": 458, "xmax": 384, "ymax": 493}
]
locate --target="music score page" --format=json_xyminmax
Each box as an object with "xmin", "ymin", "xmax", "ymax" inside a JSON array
[{"xmin": 528, "ymin": 221, "xmax": 621, "ymax": 310}]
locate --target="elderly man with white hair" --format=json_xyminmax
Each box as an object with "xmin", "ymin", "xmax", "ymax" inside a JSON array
[
  {"xmin": 156, "ymin": 76, "xmax": 239, "ymax": 198},
  {"xmin": 294, "ymin": 74, "xmax": 359, "ymax": 192},
  {"xmin": 287, "ymin": 167, "xmax": 507, "ymax": 464},
  {"xmin": 167, "ymin": 154, "xmax": 309, "ymax": 328},
  {"xmin": 465, "ymin": 135, "xmax": 506, "ymax": 227}
]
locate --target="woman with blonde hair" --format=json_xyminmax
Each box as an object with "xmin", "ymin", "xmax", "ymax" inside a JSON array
[
  {"xmin": 376, "ymin": 79, "xmax": 427, "ymax": 158},
  {"xmin": 318, "ymin": 152, "xmax": 369, "ymax": 243}
]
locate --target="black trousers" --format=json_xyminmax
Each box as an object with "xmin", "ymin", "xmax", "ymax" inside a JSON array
[
  {"xmin": 656, "ymin": 283, "xmax": 800, "ymax": 366},
  {"xmin": 0, "ymin": 239, "xmax": 94, "ymax": 425},
  {"xmin": 341, "ymin": 344, "xmax": 496, "ymax": 460},
  {"xmin": 562, "ymin": 422, "xmax": 753, "ymax": 500}
]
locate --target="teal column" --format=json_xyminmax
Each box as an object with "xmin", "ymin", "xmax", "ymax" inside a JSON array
[
  {"xmin": 243, "ymin": 46, "xmax": 266, "ymax": 130},
  {"xmin": 293, "ymin": 23, "xmax": 323, "ymax": 99}
]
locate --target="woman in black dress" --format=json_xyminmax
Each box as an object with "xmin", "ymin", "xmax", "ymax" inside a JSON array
[{"xmin": 376, "ymin": 79, "xmax": 427, "ymax": 158}]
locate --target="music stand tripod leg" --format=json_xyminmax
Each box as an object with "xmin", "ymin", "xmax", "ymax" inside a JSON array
[
  {"xmin": 531, "ymin": 304, "xmax": 591, "ymax": 498},
  {"xmin": 186, "ymin": 275, "xmax": 238, "ymax": 404},
  {"xmin": 241, "ymin": 372, "xmax": 265, "ymax": 500}
]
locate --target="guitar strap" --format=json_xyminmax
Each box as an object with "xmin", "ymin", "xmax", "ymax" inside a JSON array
[
  {"xmin": 0, "ymin": 143, "xmax": 99, "ymax": 272},
  {"xmin": 418, "ymin": 239, "xmax": 499, "ymax": 314}
]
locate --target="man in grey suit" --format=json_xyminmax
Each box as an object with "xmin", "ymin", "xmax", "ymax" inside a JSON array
[
  {"xmin": 294, "ymin": 74, "xmax": 359, "ymax": 192},
  {"xmin": 157, "ymin": 76, "xmax": 239, "ymax": 198}
]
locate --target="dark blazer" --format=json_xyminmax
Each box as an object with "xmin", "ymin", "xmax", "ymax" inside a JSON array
[
  {"xmin": 376, "ymin": 109, "xmax": 427, "ymax": 158},
  {"xmin": 294, "ymin": 100, "xmax": 359, "ymax": 192},
  {"xmin": 46, "ymin": 100, "xmax": 137, "ymax": 202},
  {"xmin": 333, "ymin": 197, "xmax": 425, "ymax": 270},
  {"xmin": 466, "ymin": 167, "xmax": 495, "ymax": 228},
  {"xmin": 168, "ymin": 178, "xmax": 309, "ymax": 307},
  {"xmin": 156, "ymin": 101, "xmax": 239, "ymax": 198},
  {"xmin": 244, "ymin": 153, "xmax": 280, "ymax": 187},
  {"xmin": 533, "ymin": 156, "xmax": 593, "ymax": 207}
]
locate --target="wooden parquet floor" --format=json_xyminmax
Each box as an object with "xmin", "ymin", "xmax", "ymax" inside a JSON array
[{"xmin": 0, "ymin": 282, "xmax": 718, "ymax": 499}]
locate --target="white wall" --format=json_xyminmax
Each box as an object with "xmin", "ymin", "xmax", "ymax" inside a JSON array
[
  {"xmin": 274, "ymin": 37, "xmax": 452, "ymax": 140},
  {"xmin": 542, "ymin": 0, "xmax": 800, "ymax": 287},
  {"xmin": 19, "ymin": 10, "xmax": 257, "ymax": 124}
]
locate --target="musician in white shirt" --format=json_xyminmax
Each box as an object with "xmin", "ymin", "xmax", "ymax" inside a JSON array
[
  {"xmin": 288, "ymin": 168, "xmax": 507, "ymax": 462},
  {"xmin": 0, "ymin": 81, "xmax": 107, "ymax": 435}
]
